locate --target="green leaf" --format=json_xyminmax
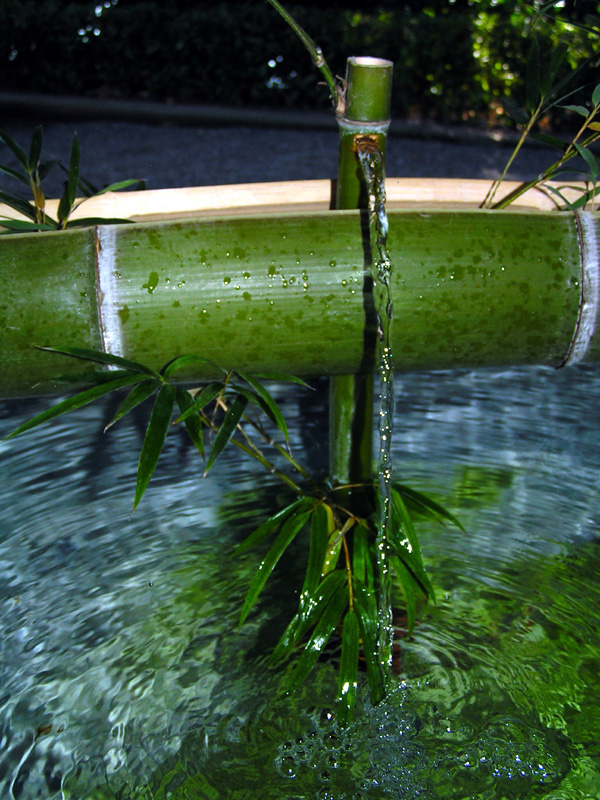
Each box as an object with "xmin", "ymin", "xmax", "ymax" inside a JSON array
[
  {"xmin": 593, "ymin": 83, "xmax": 600, "ymax": 108},
  {"xmin": 57, "ymin": 182, "xmax": 71, "ymax": 226},
  {"xmin": 5, "ymin": 373, "xmax": 143, "ymax": 440},
  {"xmin": 204, "ymin": 394, "xmax": 247, "ymax": 475},
  {"xmin": 0, "ymin": 128, "xmax": 29, "ymax": 171},
  {"xmin": 234, "ymin": 370, "xmax": 290, "ymax": 442},
  {"xmin": 254, "ymin": 371, "xmax": 313, "ymax": 388},
  {"xmin": 64, "ymin": 217, "xmax": 133, "ymax": 228},
  {"xmin": 67, "ymin": 134, "xmax": 80, "ymax": 208},
  {"xmin": 175, "ymin": 386, "xmax": 205, "ymax": 457},
  {"xmin": 390, "ymin": 490, "xmax": 435, "ymax": 601},
  {"xmin": 271, "ymin": 570, "xmax": 346, "ymax": 664},
  {"xmin": 337, "ymin": 609, "xmax": 360, "ymax": 723},
  {"xmin": 393, "ymin": 482, "xmax": 465, "ymax": 531},
  {"xmin": 162, "ymin": 353, "xmax": 226, "ymax": 379},
  {"xmin": 390, "ymin": 555, "xmax": 419, "ymax": 634},
  {"xmin": 526, "ymin": 36, "xmax": 540, "ymax": 111},
  {"xmin": 574, "ymin": 142, "xmax": 599, "ymax": 181},
  {"xmin": 95, "ymin": 178, "xmax": 145, "ymax": 194},
  {"xmin": 234, "ymin": 497, "xmax": 312, "ymax": 557},
  {"xmin": 50, "ymin": 368, "xmax": 134, "ymax": 385},
  {"xmin": 530, "ymin": 132, "xmax": 567, "ymax": 152},
  {"xmin": 0, "ymin": 164, "xmax": 29, "ymax": 185},
  {"xmin": 302, "ymin": 503, "xmax": 331, "ymax": 595},
  {"xmin": 353, "ymin": 578, "xmax": 385, "ymax": 705},
  {"xmin": 503, "ymin": 96, "xmax": 530, "ymax": 126},
  {"xmin": 27, "ymin": 126, "xmax": 43, "ymax": 171},
  {"xmin": 589, "ymin": 122, "xmax": 600, "ymax": 132},
  {"xmin": 561, "ymin": 104, "xmax": 589, "ymax": 117},
  {"xmin": 239, "ymin": 504, "xmax": 313, "ymax": 624},
  {"xmin": 540, "ymin": 42, "xmax": 568, "ymax": 98},
  {"xmin": 133, "ymin": 382, "xmax": 176, "ymax": 512},
  {"xmin": 36, "ymin": 345, "xmax": 161, "ymax": 378},
  {"xmin": 0, "ymin": 190, "xmax": 38, "ymax": 221},
  {"xmin": 0, "ymin": 219, "xmax": 57, "ymax": 233},
  {"xmin": 172, "ymin": 381, "xmax": 224, "ymax": 423},
  {"xmin": 104, "ymin": 378, "xmax": 158, "ymax": 432},
  {"xmin": 287, "ymin": 583, "xmax": 348, "ymax": 692}
]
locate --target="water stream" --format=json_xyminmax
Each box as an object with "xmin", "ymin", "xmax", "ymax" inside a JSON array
[
  {"xmin": 357, "ymin": 139, "xmax": 396, "ymax": 679},
  {"xmin": 2, "ymin": 365, "xmax": 600, "ymax": 799}
]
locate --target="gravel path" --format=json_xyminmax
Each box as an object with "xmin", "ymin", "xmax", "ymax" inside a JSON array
[{"xmin": 0, "ymin": 117, "xmax": 555, "ymax": 194}]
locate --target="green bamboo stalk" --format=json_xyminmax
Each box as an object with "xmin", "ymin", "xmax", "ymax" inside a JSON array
[
  {"xmin": 330, "ymin": 56, "xmax": 393, "ymax": 486},
  {"xmin": 0, "ymin": 209, "xmax": 593, "ymax": 398}
]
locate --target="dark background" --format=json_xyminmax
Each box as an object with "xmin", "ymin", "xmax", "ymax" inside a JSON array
[{"xmin": 1, "ymin": 0, "xmax": 599, "ymax": 128}]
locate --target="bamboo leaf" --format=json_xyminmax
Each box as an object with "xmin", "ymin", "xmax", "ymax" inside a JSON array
[
  {"xmin": 530, "ymin": 132, "xmax": 567, "ymax": 152},
  {"xmin": 239, "ymin": 504, "xmax": 313, "ymax": 624},
  {"xmin": 104, "ymin": 378, "xmax": 158, "ymax": 432},
  {"xmin": 94, "ymin": 178, "xmax": 145, "ymax": 195},
  {"xmin": 352, "ymin": 525, "xmax": 369, "ymax": 584},
  {"xmin": 390, "ymin": 491, "xmax": 435, "ymax": 601},
  {"xmin": 390, "ymin": 555, "xmax": 419, "ymax": 634},
  {"xmin": 162, "ymin": 353, "xmax": 226, "ymax": 379},
  {"xmin": 502, "ymin": 96, "xmax": 530, "ymax": 126},
  {"xmin": 270, "ymin": 570, "xmax": 346, "ymax": 664},
  {"xmin": 57, "ymin": 182, "xmax": 71, "ymax": 226},
  {"xmin": 0, "ymin": 128, "xmax": 29, "ymax": 171},
  {"xmin": 0, "ymin": 219, "xmax": 57, "ymax": 232},
  {"xmin": 133, "ymin": 382, "xmax": 176, "ymax": 512},
  {"xmin": 51, "ymin": 368, "xmax": 134, "ymax": 385},
  {"xmin": 38, "ymin": 159, "xmax": 59, "ymax": 181},
  {"xmin": 287, "ymin": 583, "xmax": 348, "ymax": 692},
  {"xmin": 5, "ymin": 373, "xmax": 143, "ymax": 439},
  {"xmin": 204, "ymin": 394, "xmax": 248, "ymax": 475},
  {"xmin": 36, "ymin": 345, "xmax": 161, "ymax": 378},
  {"xmin": 0, "ymin": 164, "xmax": 29, "ymax": 185},
  {"xmin": 64, "ymin": 217, "xmax": 133, "ymax": 228},
  {"xmin": 234, "ymin": 497, "xmax": 312, "ymax": 557},
  {"xmin": 589, "ymin": 122, "xmax": 600, "ymax": 132},
  {"xmin": 574, "ymin": 142, "xmax": 599, "ymax": 181},
  {"xmin": 561, "ymin": 104, "xmax": 590, "ymax": 117},
  {"xmin": 67, "ymin": 134, "xmax": 80, "ymax": 208},
  {"xmin": 393, "ymin": 482, "xmax": 465, "ymax": 531},
  {"xmin": 254, "ymin": 371, "xmax": 313, "ymax": 388},
  {"xmin": 353, "ymin": 578, "xmax": 385, "ymax": 705},
  {"xmin": 234, "ymin": 370, "xmax": 290, "ymax": 442},
  {"xmin": 540, "ymin": 42, "xmax": 568, "ymax": 98},
  {"xmin": 172, "ymin": 381, "xmax": 224, "ymax": 423},
  {"xmin": 0, "ymin": 190, "xmax": 38, "ymax": 221},
  {"xmin": 302, "ymin": 503, "xmax": 331, "ymax": 596},
  {"xmin": 526, "ymin": 37, "xmax": 540, "ymax": 111},
  {"xmin": 337, "ymin": 609, "xmax": 360, "ymax": 723},
  {"xmin": 175, "ymin": 386, "xmax": 205, "ymax": 457},
  {"xmin": 28, "ymin": 126, "xmax": 43, "ymax": 171},
  {"xmin": 593, "ymin": 83, "xmax": 600, "ymax": 108}
]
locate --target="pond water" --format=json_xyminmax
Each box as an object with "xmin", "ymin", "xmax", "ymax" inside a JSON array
[{"xmin": 1, "ymin": 365, "xmax": 599, "ymax": 800}]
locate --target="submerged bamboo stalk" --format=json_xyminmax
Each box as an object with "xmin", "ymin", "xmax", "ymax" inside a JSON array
[{"xmin": 1, "ymin": 206, "xmax": 597, "ymax": 397}]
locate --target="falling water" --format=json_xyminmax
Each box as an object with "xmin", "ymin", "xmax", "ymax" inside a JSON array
[{"xmin": 357, "ymin": 139, "xmax": 395, "ymax": 674}]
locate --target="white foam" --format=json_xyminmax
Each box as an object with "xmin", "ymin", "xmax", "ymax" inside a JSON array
[
  {"xmin": 564, "ymin": 211, "xmax": 600, "ymax": 365},
  {"xmin": 95, "ymin": 225, "xmax": 124, "ymax": 359}
]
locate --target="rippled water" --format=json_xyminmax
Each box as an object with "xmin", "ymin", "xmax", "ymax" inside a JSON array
[{"xmin": 1, "ymin": 365, "xmax": 599, "ymax": 799}]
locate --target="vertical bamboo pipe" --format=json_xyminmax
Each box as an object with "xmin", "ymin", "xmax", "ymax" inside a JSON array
[{"xmin": 329, "ymin": 56, "xmax": 393, "ymax": 487}]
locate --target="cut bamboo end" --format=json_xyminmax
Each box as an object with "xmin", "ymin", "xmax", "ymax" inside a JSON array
[{"xmin": 0, "ymin": 178, "xmax": 590, "ymax": 226}]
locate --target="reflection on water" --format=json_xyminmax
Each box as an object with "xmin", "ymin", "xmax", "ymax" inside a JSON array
[{"xmin": 1, "ymin": 366, "xmax": 599, "ymax": 799}]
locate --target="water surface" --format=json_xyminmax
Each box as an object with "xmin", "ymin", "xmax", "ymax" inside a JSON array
[{"xmin": 1, "ymin": 365, "xmax": 599, "ymax": 799}]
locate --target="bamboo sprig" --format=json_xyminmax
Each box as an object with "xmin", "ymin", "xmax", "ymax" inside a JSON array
[{"xmin": 265, "ymin": 0, "xmax": 344, "ymax": 112}]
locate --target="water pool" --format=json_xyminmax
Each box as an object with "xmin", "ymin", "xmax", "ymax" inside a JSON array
[{"xmin": 1, "ymin": 365, "xmax": 599, "ymax": 799}]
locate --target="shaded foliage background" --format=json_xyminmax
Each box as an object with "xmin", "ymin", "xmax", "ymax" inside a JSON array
[{"xmin": 0, "ymin": 0, "xmax": 599, "ymax": 125}]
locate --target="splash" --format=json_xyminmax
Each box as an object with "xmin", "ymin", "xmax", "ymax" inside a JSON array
[{"xmin": 357, "ymin": 138, "xmax": 395, "ymax": 675}]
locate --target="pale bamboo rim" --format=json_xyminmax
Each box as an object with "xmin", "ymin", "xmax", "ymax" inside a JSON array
[{"xmin": 0, "ymin": 178, "xmax": 591, "ymax": 225}]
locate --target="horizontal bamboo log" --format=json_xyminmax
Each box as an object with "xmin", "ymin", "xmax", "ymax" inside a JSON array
[{"xmin": 1, "ymin": 202, "xmax": 598, "ymax": 397}]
